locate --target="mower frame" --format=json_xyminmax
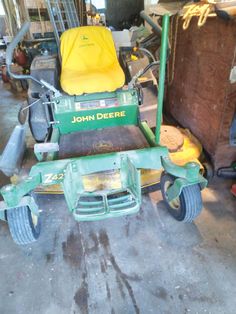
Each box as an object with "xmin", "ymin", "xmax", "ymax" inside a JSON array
[{"xmin": 0, "ymin": 15, "xmax": 207, "ymax": 224}]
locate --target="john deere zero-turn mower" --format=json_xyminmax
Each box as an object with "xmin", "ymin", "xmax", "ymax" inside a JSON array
[{"xmin": 0, "ymin": 15, "xmax": 207, "ymax": 245}]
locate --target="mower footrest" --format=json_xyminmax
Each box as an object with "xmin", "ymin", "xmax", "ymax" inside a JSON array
[{"xmin": 73, "ymin": 189, "xmax": 139, "ymax": 221}]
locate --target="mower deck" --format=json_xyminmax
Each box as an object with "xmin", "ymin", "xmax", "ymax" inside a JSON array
[{"xmin": 9, "ymin": 125, "xmax": 203, "ymax": 195}]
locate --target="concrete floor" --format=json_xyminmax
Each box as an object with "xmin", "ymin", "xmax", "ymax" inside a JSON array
[{"xmin": 0, "ymin": 81, "xmax": 236, "ymax": 314}]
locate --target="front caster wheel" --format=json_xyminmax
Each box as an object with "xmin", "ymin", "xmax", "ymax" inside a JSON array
[
  {"xmin": 160, "ymin": 173, "xmax": 203, "ymax": 222},
  {"xmin": 7, "ymin": 206, "xmax": 40, "ymax": 245}
]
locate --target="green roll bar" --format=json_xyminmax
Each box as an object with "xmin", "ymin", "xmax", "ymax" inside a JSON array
[{"xmin": 155, "ymin": 14, "xmax": 169, "ymax": 144}]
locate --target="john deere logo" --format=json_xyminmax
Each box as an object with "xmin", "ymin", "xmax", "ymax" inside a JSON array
[
  {"xmin": 93, "ymin": 141, "xmax": 114, "ymax": 153},
  {"xmin": 81, "ymin": 35, "xmax": 89, "ymax": 41}
]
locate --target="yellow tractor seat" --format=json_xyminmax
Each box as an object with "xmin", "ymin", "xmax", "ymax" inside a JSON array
[{"xmin": 60, "ymin": 26, "xmax": 125, "ymax": 95}]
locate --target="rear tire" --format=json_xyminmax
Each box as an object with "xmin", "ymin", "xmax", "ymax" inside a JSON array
[
  {"xmin": 160, "ymin": 173, "xmax": 203, "ymax": 222},
  {"xmin": 202, "ymin": 161, "xmax": 214, "ymax": 181},
  {"xmin": 7, "ymin": 206, "xmax": 40, "ymax": 245},
  {"xmin": 28, "ymin": 96, "xmax": 52, "ymax": 142}
]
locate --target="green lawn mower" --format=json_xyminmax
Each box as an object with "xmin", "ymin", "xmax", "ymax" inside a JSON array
[{"xmin": 0, "ymin": 15, "xmax": 207, "ymax": 245}]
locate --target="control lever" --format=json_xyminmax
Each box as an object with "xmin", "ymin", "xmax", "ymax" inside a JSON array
[{"xmin": 128, "ymin": 61, "xmax": 159, "ymax": 88}]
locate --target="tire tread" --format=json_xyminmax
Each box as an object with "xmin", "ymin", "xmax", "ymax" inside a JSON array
[
  {"xmin": 7, "ymin": 206, "xmax": 40, "ymax": 245},
  {"xmin": 161, "ymin": 173, "xmax": 203, "ymax": 223}
]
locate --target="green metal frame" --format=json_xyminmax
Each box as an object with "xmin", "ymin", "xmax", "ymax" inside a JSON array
[
  {"xmin": 53, "ymin": 89, "xmax": 140, "ymax": 134},
  {"xmin": 0, "ymin": 14, "xmax": 207, "ymax": 222},
  {"xmin": 155, "ymin": 14, "xmax": 169, "ymax": 144}
]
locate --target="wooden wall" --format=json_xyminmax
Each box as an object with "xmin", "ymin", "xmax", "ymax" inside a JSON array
[{"xmin": 166, "ymin": 16, "xmax": 236, "ymax": 170}]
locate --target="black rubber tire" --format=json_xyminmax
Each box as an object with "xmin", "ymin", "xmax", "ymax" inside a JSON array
[
  {"xmin": 28, "ymin": 96, "xmax": 52, "ymax": 143},
  {"xmin": 202, "ymin": 161, "xmax": 214, "ymax": 181},
  {"xmin": 160, "ymin": 173, "xmax": 203, "ymax": 222},
  {"xmin": 7, "ymin": 206, "xmax": 40, "ymax": 245}
]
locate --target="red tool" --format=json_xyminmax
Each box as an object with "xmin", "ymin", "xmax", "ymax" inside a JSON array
[{"xmin": 231, "ymin": 184, "xmax": 236, "ymax": 197}]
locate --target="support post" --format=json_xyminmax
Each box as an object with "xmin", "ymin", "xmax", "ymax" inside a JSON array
[{"xmin": 155, "ymin": 14, "xmax": 170, "ymax": 144}]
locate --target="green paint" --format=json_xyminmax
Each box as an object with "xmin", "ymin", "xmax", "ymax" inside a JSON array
[
  {"xmin": 1, "ymin": 175, "xmax": 41, "ymax": 208},
  {"xmin": 55, "ymin": 89, "xmax": 139, "ymax": 114},
  {"xmin": 155, "ymin": 14, "xmax": 169, "ymax": 144},
  {"xmin": 140, "ymin": 121, "xmax": 157, "ymax": 147},
  {"xmin": 53, "ymin": 89, "xmax": 139, "ymax": 134},
  {"xmin": 0, "ymin": 15, "xmax": 207, "ymax": 223},
  {"xmin": 29, "ymin": 146, "xmax": 168, "ymax": 183},
  {"xmin": 62, "ymin": 155, "xmax": 141, "ymax": 220},
  {"xmin": 161, "ymin": 156, "xmax": 207, "ymax": 202},
  {"xmin": 55, "ymin": 105, "xmax": 138, "ymax": 134},
  {"xmin": 47, "ymin": 128, "xmax": 60, "ymax": 161}
]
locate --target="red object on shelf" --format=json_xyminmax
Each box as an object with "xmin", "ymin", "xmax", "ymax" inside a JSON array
[
  {"xmin": 14, "ymin": 49, "xmax": 27, "ymax": 67},
  {"xmin": 1, "ymin": 65, "xmax": 9, "ymax": 83},
  {"xmin": 231, "ymin": 184, "xmax": 236, "ymax": 197}
]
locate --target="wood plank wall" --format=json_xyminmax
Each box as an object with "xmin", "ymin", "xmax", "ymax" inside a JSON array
[{"xmin": 166, "ymin": 16, "xmax": 236, "ymax": 170}]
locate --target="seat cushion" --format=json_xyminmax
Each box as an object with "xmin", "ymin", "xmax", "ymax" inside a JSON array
[{"xmin": 60, "ymin": 26, "xmax": 125, "ymax": 95}]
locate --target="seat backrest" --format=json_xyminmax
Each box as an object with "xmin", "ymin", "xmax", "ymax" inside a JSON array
[{"xmin": 60, "ymin": 26, "xmax": 119, "ymax": 73}]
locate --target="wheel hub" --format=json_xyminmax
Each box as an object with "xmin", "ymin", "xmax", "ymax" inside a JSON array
[{"xmin": 164, "ymin": 180, "xmax": 180, "ymax": 210}]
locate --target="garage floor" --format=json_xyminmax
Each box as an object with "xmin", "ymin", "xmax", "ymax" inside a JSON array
[{"xmin": 0, "ymin": 82, "xmax": 236, "ymax": 314}]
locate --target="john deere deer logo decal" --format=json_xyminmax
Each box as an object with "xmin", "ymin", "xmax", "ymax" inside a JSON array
[{"xmin": 80, "ymin": 35, "xmax": 89, "ymax": 41}]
